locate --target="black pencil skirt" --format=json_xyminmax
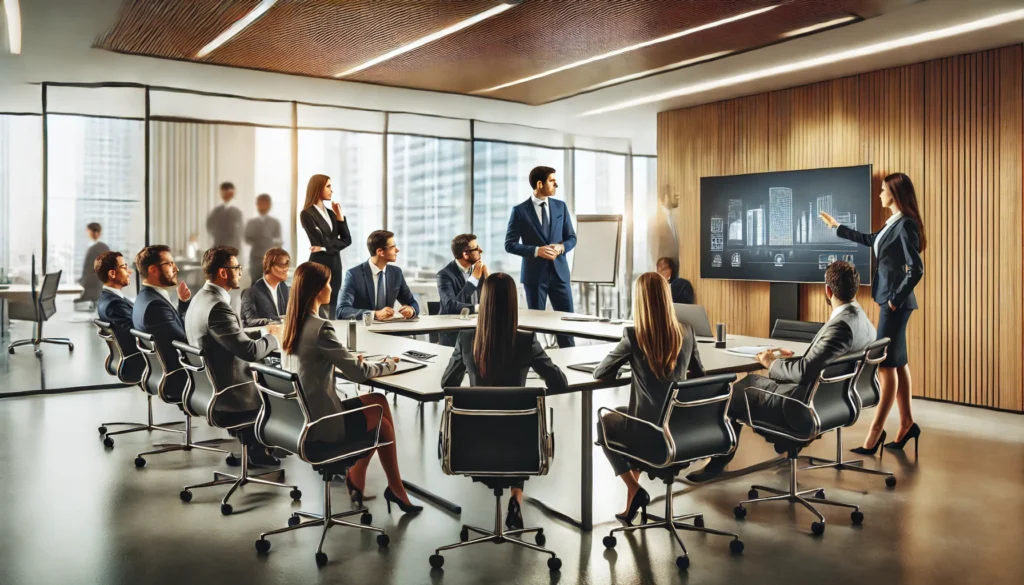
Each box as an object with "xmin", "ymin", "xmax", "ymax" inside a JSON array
[{"xmin": 877, "ymin": 303, "xmax": 913, "ymax": 368}]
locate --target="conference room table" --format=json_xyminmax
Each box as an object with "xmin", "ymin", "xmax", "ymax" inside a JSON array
[
  {"xmin": 305, "ymin": 310, "xmax": 809, "ymax": 531},
  {"xmin": 0, "ymin": 283, "xmax": 84, "ymax": 338}
]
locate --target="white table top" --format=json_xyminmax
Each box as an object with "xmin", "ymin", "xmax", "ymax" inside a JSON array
[{"xmin": 0, "ymin": 284, "xmax": 84, "ymax": 298}]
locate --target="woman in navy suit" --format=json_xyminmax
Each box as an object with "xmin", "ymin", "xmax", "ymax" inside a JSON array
[
  {"xmin": 820, "ymin": 172, "xmax": 925, "ymax": 455},
  {"xmin": 299, "ymin": 174, "xmax": 352, "ymax": 319}
]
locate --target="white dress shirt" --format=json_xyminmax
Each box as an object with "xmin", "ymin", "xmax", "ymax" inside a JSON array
[
  {"xmin": 872, "ymin": 211, "xmax": 903, "ymax": 256},
  {"xmin": 457, "ymin": 261, "xmax": 480, "ymax": 308},
  {"xmin": 531, "ymin": 195, "xmax": 557, "ymax": 258},
  {"xmin": 142, "ymin": 282, "xmax": 172, "ymax": 303},
  {"xmin": 313, "ymin": 202, "xmax": 332, "ymax": 226},
  {"xmin": 102, "ymin": 285, "xmax": 125, "ymax": 299},
  {"xmin": 368, "ymin": 259, "xmax": 387, "ymax": 309}
]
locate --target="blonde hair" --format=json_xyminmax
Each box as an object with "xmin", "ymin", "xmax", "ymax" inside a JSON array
[{"xmin": 633, "ymin": 272, "xmax": 683, "ymax": 380}]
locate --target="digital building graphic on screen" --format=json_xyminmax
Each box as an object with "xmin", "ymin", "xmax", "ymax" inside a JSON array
[{"xmin": 700, "ymin": 165, "xmax": 872, "ymax": 283}]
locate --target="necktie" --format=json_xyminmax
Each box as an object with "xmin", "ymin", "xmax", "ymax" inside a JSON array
[
  {"xmin": 540, "ymin": 201, "xmax": 550, "ymax": 236},
  {"xmin": 375, "ymin": 270, "xmax": 386, "ymax": 310}
]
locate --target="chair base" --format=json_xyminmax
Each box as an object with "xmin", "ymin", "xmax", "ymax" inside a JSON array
[
  {"xmin": 8, "ymin": 336, "xmax": 74, "ymax": 356},
  {"xmin": 430, "ymin": 489, "xmax": 560, "ymax": 571},
  {"xmin": 255, "ymin": 474, "xmax": 388, "ymax": 566},
  {"xmin": 180, "ymin": 442, "xmax": 300, "ymax": 514},
  {"xmin": 734, "ymin": 458, "xmax": 863, "ymax": 535},
  {"xmin": 800, "ymin": 428, "xmax": 896, "ymax": 486},
  {"xmin": 98, "ymin": 394, "xmax": 186, "ymax": 448},
  {"xmin": 133, "ymin": 413, "xmax": 232, "ymax": 466},
  {"xmin": 604, "ymin": 478, "xmax": 742, "ymax": 569}
]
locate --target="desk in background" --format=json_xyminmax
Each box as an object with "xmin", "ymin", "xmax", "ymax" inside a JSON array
[{"xmin": 0, "ymin": 284, "xmax": 84, "ymax": 339}]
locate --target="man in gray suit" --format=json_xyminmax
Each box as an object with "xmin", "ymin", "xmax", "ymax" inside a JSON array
[
  {"xmin": 689, "ymin": 261, "xmax": 876, "ymax": 482},
  {"xmin": 206, "ymin": 182, "xmax": 244, "ymax": 249},
  {"xmin": 185, "ymin": 246, "xmax": 281, "ymax": 466},
  {"xmin": 243, "ymin": 193, "xmax": 283, "ymax": 282}
]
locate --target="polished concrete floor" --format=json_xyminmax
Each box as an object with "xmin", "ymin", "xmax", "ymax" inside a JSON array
[{"xmin": 1, "ymin": 373, "xmax": 1023, "ymax": 585}]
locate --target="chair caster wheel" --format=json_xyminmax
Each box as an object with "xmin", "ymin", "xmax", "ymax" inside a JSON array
[
  {"xmin": 730, "ymin": 539, "xmax": 745, "ymax": 554},
  {"xmin": 179, "ymin": 490, "xmax": 192, "ymax": 503},
  {"xmin": 851, "ymin": 511, "xmax": 864, "ymax": 525},
  {"xmin": 255, "ymin": 539, "xmax": 271, "ymax": 553},
  {"xmin": 429, "ymin": 554, "xmax": 444, "ymax": 569},
  {"xmin": 35, "ymin": 349, "xmax": 42, "ymax": 357},
  {"xmin": 288, "ymin": 515, "xmax": 300, "ymax": 527},
  {"xmin": 814, "ymin": 489, "xmax": 826, "ymax": 499},
  {"xmin": 221, "ymin": 503, "xmax": 233, "ymax": 516},
  {"xmin": 315, "ymin": 552, "xmax": 328, "ymax": 567},
  {"xmin": 68, "ymin": 343, "xmax": 74, "ymax": 351},
  {"xmin": 811, "ymin": 521, "xmax": 825, "ymax": 535},
  {"xmin": 360, "ymin": 513, "xmax": 372, "ymax": 525},
  {"xmin": 547, "ymin": 557, "xmax": 562, "ymax": 571},
  {"xmin": 535, "ymin": 531, "xmax": 545, "ymax": 546},
  {"xmin": 289, "ymin": 489, "xmax": 302, "ymax": 501},
  {"xmin": 7, "ymin": 347, "xmax": 13, "ymax": 354},
  {"xmin": 376, "ymin": 534, "xmax": 390, "ymax": 547},
  {"xmin": 603, "ymin": 535, "xmax": 617, "ymax": 549},
  {"xmin": 885, "ymin": 476, "xmax": 897, "ymax": 488},
  {"xmin": 103, "ymin": 437, "xmax": 114, "ymax": 448},
  {"xmin": 733, "ymin": 506, "xmax": 747, "ymax": 519},
  {"xmin": 225, "ymin": 454, "xmax": 241, "ymax": 467},
  {"xmin": 694, "ymin": 515, "xmax": 705, "ymax": 528},
  {"xmin": 98, "ymin": 426, "xmax": 107, "ymax": 435},
  {"xmin": 676, "ymin": 555, "xmax": 690, "ymax": 569},
  {"xmin": 747, "ymin": 489, "xmax": 758, "ymax": 499},
  {"xmin": 134, "ymin": 457, "xmax": 146, "ymax": 468},
  {"xmin": 459, "ymin": 527, "xmax": 469, "ymax": 542}
]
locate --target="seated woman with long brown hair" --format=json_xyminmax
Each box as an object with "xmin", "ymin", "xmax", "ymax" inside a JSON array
[
  {"xmin": 441, "ymin": 272, "xmax": 568, "ymax": 530},
  {"xmin": 281, "ymin": 262, "xmax": 421, "ymax": 514},
  {"xmin": 594, "ymin": 272, "xmax": 704, "ymax": 524}
]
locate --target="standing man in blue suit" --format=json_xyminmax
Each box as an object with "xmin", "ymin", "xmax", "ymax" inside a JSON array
[
  {"xmin": 505, "ymin": 166, "xmax": 577, "ymax": 347},
  {"xmin": 337, "ymin": 230, "xmax": 420, "ymax": 321},
  {"xmin": 132, "ymin": 245, "xmax": 192, "ymax": 369}
]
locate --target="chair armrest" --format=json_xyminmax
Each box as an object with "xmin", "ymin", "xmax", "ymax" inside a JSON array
[
  {"xmin": 740, "ymin": 386, "xmax": 819, "ymax": 441},
  {"xmin": 301, "ymin": 403, "xmax": 388, "ymax": 465},
  {"xmin": 597, "ymin": 407, "xmax": 673, "ymax": 468}
]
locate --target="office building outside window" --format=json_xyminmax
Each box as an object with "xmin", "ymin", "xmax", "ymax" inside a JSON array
[
  {"xmin": 0, "ymin": 115, "xmax": 43, "ymax": 283},
  {"xmin": 631, "ymin": 156, "xmax": 656, "ymax": 280}
]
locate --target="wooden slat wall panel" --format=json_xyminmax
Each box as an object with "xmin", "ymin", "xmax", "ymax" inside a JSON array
[{"xmin": 659, "ymin": 44, "xmax": 1023, "ymax": 411}]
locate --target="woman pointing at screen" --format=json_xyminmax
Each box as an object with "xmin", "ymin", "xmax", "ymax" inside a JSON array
[{"xmin": 819, "ymin": 172, "xmax": 925, "ymax": 457}]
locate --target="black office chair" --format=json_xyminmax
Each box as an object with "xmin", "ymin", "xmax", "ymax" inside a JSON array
[
  {"xmin": 429, "ymin": 386, "xmax": 561, "ymax": 572},
  {"xmin": 128, "ymin": 329, "xmax": 231, "ymax": 466},
  {"xmin": 802, "ymin": 338, "xmax": 896, "ymax": 486},
  {"xmin": 599, "ymin": 374, "xmax": 744, "ymax": 569},
  {"xmin": 250, "ymin": 363, "xmax": 390, "ymax": 566},
  {"xmin": 770, "ymin": 319, "xmax": 824, "ymax": 343},
  {"xmin": 93, "ymin": 320, "xmax": 184, "ymax": 448},
  {"xmin": 733, "ymin": 350, "xmax": 867, "ymax": 535},
  {"xmin": 7, "ymin": 271, "xmax": 74, "ymax": 356},
  {"xmin": 173, "ymin": 340, "xmax": 300, "ymax": 515}
]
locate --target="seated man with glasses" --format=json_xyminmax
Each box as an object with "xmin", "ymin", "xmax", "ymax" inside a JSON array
[
  {"xmin": 132, "ymin": 245, "xmax": 193, "ymax": 372},
  {"xmin": 241, "ymin": 247, "xmax": 290, "ymax": 327},
  {"xmin": 435, "ymin": 233, "xmax": 487, "ymax": 345},
  {"xmin": 337, "ymin": 230, "xmax": 420, "ymax": 321}
]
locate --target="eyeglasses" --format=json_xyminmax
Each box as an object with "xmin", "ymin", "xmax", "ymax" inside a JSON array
[
  {"xmin": 466, "ymin": 247, "xmax": 483, "ymax": 254},
  {"xmin": 224, "ymin": 265, "xmax": 243, "ymax": 272},
  {"xmin": 157, "ymin": 261, "xmax": 176, "ymax": 268}
]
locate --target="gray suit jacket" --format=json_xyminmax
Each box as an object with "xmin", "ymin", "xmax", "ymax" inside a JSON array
[
  {"xmin": 283, "ymin": 315, "xmax": 396, "ymax": 443},
  {"xmin": 185, "ymin": 282, "xmax": 279, "ymax": 412},
  {"xmin": 206, "ymin": 204, "xmax": 244, "ymax": 249}
]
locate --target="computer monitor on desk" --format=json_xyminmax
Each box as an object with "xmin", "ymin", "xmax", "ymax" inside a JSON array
[{"xmin": 673, "ymin": 304, "xmax": 714, "ymax": 338}]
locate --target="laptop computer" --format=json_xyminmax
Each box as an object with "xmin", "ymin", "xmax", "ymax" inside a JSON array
[{"xmin": 673, "ymin": 303, "xmax": 714, "ymax": 338}]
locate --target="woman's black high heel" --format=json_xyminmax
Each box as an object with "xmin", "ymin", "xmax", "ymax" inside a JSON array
[
  {"xmin": 345, "ymin": 475, "xmax": 375, "ymax": 504},
  {"xmin": 383, "ymin": 486, "xmax": 423, "ymax": 514},
  {"xmin": 884, "ymin": 423, "xmax": 921, "ymax": 455},
  {"xmin": 615, "ymin": 487, "xmax": 650, "ymax": 525},
  {"xmin": 505, "ymin": 497, "xmax": 524, "ymax": 530},
  {"xmin": 850, "ymin": 430, "xmax": 886, "ymax": 456}
]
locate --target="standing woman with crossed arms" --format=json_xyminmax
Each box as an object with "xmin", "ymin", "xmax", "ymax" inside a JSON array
[
  {"xmin": 299, "ymin": 174, "xmax": 352, "ymax": 318},
  {"xmin": 819, "ymin": 172, "xmax": 925, "ymax": 455}
]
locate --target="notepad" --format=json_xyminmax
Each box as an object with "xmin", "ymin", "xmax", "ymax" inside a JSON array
[
  {"xmin": 568, "ymin": 361, "xmax": 632, "ymax": 374},
  {"xmin": 724, "ymin": 346, "xmax": 770, "ymax": 358}
]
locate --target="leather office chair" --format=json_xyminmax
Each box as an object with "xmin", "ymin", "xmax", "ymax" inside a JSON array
[
  {"xmin": 598, "ymin": 374, "xmax": 744, "ymax": 569},
  {"xmin": 802, "ymin": 338, "xmax": 896, "ymax": 486},
  {"xmin": 128, "ymin": 329, "xmax": 231, "ymax": 466},
  {"xmin": 733, "ymin": 350, "xmax": 867, "ymax": 535},
  {"xmin": 429, "ymin": 386, "xmax": 561, "ymax": 572},
  {"xmin": 770, "ymin": 318, "xmax": 824, "ymax": 343},
  {"xmin": 173, "ymin": 340, "xmax": 301, "ymax": 515},
  {"xmin": 93, "ymin": 320, "xmax": 184, "ymax": 448},
  {"xmin": 250, "ymin": 363, "xmax": 390, "ymax": 567},
  {"xmin": 7, "ymin": 271, "xmax": 74, "ymax": 356}
]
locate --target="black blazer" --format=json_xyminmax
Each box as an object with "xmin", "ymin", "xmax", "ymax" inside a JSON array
[
  {"xmin": 299, "ymin": 206, "xmax": 352, "ymax": 265},
  {"xmin": 837, "ymin": 216, "xmax": 924, "ymax": 309},
  {"xmin": 338, "ymin": 262, "xmax": 420, "ymax": 319},
  {"xmin": 668, "ymin": 277, "xmax": 695, "ymax": 305},
  {"xmin": 240, "ymin": 277, "xmax": 290, "ymax": 327},
  {"xmin": 436, "ymin": 259, "xmax": 478, "ymax": 315},
  {"xmin": 441, "ymin": 330, "xmax": 568, "ymax": 393},
  {"xmin": 97, "ymin": 289, "xmax": 136, "ymax": 355}
]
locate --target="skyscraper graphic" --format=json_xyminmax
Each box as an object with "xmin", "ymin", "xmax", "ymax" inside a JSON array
[
  {"xmin": 768, "ymin": 187, "xmax": 793, "ymax": 246},
  {"xmin": 710, "ymin": 216, "xmax": 724, "ymax": 251},
  {"xmin": 745, "ymin": 206, "xmax": 765, "ymax": 247},
  {"xmin": 727, "ymin": 199, "xmax": 743, "ymax": 241}
]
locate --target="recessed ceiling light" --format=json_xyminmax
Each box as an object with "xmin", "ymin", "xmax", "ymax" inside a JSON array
[
  {"xmin": 4, "ymin": 0, "xmax": 21, "ymax": 55},
  {"xmin": 581, "ymin": 8, "xmax": 1024, "ymax": 117},
  {"xmin": 474, "ymin": 5, "xmax": 778, "ymax": 94},
  {"xmin": 555, "ymin": 51, "xmax": 734, "ymax": 99},
  {"xmin": 782, "ymin": 16, "xmax": 859, "ymax": 38},
  {"xmin": 197, "ymin": 0, "xmax": 278, "ymax": 58},
  {"xmin": 336, "ymin": 2, "xmax": 519, "ymax": 77}
]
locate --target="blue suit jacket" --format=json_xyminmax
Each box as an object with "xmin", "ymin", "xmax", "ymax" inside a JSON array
[
  {"xmin": 435, "ymin": 260, "xmax": 478, "ymax": 315},
  {"xmin": 132, "ymin": 286, "xmax": 191, "ymax": 368},
  {"xmin": 504, "ymin": 197, "xmax": 576, "ymax": 285},
  {"xmin": 337, "ymin": 262, "xmax": 420, "ymax": 320},
  {"xmin": 97, "ymin": 290, "xmax": 136, "ymax": 352}
]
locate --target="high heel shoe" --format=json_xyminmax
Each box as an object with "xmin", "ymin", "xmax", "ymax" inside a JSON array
[
  {"xmin": 505, "ymin": 497, "xmax": 524, "ymax": 530},
  {"xmin": 614, "ymin": 487, "xmax": 650, "ymax": 525},
  {"xmin": 345, "ymin": 475, "xmax": 376, "ymax": 504},
  {"xmin": 850, "ymin": 430, "xmax": 886, "ymax": 456},
  {"xmin": 885, "ymin": 423, "xmax": 921, "ymax": 455},
  {"xmin": 383, "ymin": 486, "xmax": 423, "ymax": 514}
]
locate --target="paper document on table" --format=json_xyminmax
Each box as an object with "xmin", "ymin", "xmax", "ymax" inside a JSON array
[
  {"xmin": 373, "ymin": 316, "xmax": 421, "ymax": 323},
  {"xmin": 724, "ymin": 346, "xmax": 770, "ymax": 358}
]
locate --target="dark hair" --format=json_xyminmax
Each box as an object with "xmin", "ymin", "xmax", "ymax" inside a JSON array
[
  {"xmin": 262, "ymin": 247, "xmax": 290, "ymax": 275},
  {"xmin": 655, "ymin": 256, "xmax": 678, "ymax": 279},
  {"xmin": 135, "ymin": 245, "xmax": 171, "ymax": 275},
  {"xmin": 256, "ymin": 193, "xmax": 272, "ymax": 205},
  {"xmin": 282, "ymin": 262, "xmax": 332, "ymax": 354},
  {"xmin": 529, "ymin": 166, "xmax": 555, "ymax": 190},
  {"xmin": 219, "ymin": 182, "xmax": 235, "ymax": 191},
  {"xmin": 87, "ymin": 222, "xmax": 102, "ymax": 234},
  {"xmin": 94, "ymin": 251, "xmax": 123, "ymax": 283},
  {"xmin": 302, "ymin": 174, "xmax": 330, "ymax": 209},
  {"xmin": 883, "ymin": 173, "xmax": 927, "ymax": 253},
  {"xmin": 824, "ymin": 261, "xmax": 860, "ymax": 302},
  {"xmin": 473, "ymin": 273, "xmax": 518, "ymax": 384},
  {"xmin": 202, "ymin": 246, "xmax": 239, "ymax": 279},
  {"xmin": 367, "ymin": 230, "xmax": 394, "ymax": 256},
  {"xmin": 450, "ymin": 233, "xmax": 477, "ymax": 259}
]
